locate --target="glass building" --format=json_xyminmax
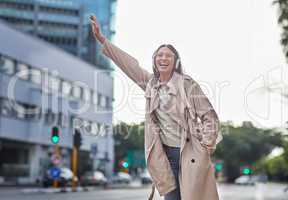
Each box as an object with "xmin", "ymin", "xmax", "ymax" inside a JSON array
[{"xmin": 0, "ymin": 0, "xmax": 117, "ymax": 70}]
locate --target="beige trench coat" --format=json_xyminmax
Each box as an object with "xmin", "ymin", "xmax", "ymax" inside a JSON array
[{"xmin": 102, "ymin": 39, "xmax": 223, "ymax": 200}]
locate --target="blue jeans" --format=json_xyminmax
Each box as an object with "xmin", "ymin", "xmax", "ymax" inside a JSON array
[{"xmin": 163, "ymin": 144, "xmax": 181, "ymax": 200}]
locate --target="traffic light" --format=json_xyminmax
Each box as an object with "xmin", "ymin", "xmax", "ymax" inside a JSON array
[
  {"xmin": 242, "ymin": 167, "xmax": 252, "ymax": 175},
  {"xmin": 73, "ymin": 129, "xmax": 82, "ymax": 149},
  {"xmin": 120, "ymin": 160, "xmax": 129, "ymax": 169},
  {"xmin": 122, "ymin": 161, "xmax": 129, "ymax": 168},
  {"xmin": 51, "ymin": 126, "xmax": 60, "ymax": 144},
  {"xmin": 214, "ymin": 163, "xmax": 223, "ymax": 172}
]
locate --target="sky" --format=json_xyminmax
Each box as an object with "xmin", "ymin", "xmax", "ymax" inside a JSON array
[{"xmin": 111, "ymin": 0, "xmax": 288, "ymax": 129}]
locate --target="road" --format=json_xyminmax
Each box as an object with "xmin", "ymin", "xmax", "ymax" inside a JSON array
[{"xmin": 0, "ymin": 182, "xmax": 287, "ymax": 200}]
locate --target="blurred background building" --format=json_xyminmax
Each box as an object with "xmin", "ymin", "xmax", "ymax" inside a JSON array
[
  {"xmin": 0, "ymin": 0, "xmax": 116, "ymax": 70},
  {"xmin": 0, "ymin": 0, "xmax": 116, "ymax": 185}
]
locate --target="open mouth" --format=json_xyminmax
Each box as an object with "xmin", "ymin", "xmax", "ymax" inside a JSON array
[{"xmin": 159, "ymin": 63, "xmax": 169, "ymax": 67}]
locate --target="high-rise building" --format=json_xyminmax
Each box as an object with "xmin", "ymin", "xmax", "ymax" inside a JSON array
[
  {"xmin": 0, "ymin": 21, "xmax": 114, "ymax": 184},
  {"xmin": 0, "ymin": 0, "xmax": 117, "ymax": 70}
]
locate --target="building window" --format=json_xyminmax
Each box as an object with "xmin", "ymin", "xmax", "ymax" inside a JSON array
[
  {"xmin": 30, "ymin": 68, "xmax": 42, "ymax": 85},
  {"xmin": 15, "ymin": 104, "xmax": 26, "ymax": 119},
  {"xmin": 91, "ymin": 122, "xmax": 99, "ymax": 135},
  {"xmin": 44, "ymin": 109, "xmax": 55, "ymax": 125},
  {"xmin": 99, "ymin": 95, "xmax": 106, "ymax": 107},
  {"xmin": 49, "ymin": 76, "xmax": 60, "ymax": 92},
  {"xmin": 62, "ymin": 80, "xmax": 72, "ymax": 96},
  {"xmin": 72, "ymin": 84, "xmax": 82, "ymax": 99},
  {"xmin": 16, "ymin": 63, "xmax": 29, "ymax": 80},
  {"xmin": 0, "ymin": 98, "xmax": 13, "ymax": 117},
  {"xmin": 0, "ymin": 56, "xmax": 15, "ymax": 75},
  {"xmin": 105, "ymin": 97, "xmax": 111, "ymax": 108},
  {"xmin": 57, "ymin": 112, "xmax": 67, "ymax": 128},
  {"xmin": 83, "ymin": 88, "xmax": 91, "ymax": 102},
  {"xmin": 92, "ymin": 92, "xmax": 98, "ymax": 105}
]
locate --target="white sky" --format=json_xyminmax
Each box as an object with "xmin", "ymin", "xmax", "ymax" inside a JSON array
[{"xmin": 111, "ymin": 0, "xmax": 288, "ymax": 129}]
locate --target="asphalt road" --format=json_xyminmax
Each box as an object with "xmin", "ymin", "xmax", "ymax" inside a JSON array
[{"xmin": 1, "ymin": 182, "xmax": 288, "ymax": 200}]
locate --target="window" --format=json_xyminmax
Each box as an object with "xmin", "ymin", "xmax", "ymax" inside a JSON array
[
  {"xmin": 30, "ymin": 68, "xmax": 42, "ymax": 85},
  {"xmin": 0, "ymin": 56, "xmax": 15, "ymax": 75},
  {"xmin": 15, "ymin": 104, "xmax": 26, "ymax": 119},
  {"xmin": 49, "ymin": 76, "xmax": 60, "ymax": 92},
  {"xmin": 105, "ymin": 97, "xmax": 111, "ymax": 108},
  {"xmin": 100, "ymin": 95, "xmax": 106, "ymax": 107},
  {"xmin": 92, "ymin": 92, "xmax": 98, "ymax": 105},
  {"xmin": 62, "ymin": 80, "xmax": 72, "ymax": 96},
  {"xmin": 72, "ymin": 84, "xmax": 82, "ymax": 99},
  {"xmin": 91, "ymin": 122, "xmax": 99, "ymax": 135},
  {"xmin": 44, "ymin": 109, "xmax": 55, "ymax": 125},
  {"xmin": 17, "ymin": 63, "xmax": 29, "ymax": 80},
  {"xmin": 0, "ymin": 98, "xmax": 13, "ymax": 117},
  {"xmin": 98, "ymin": 123, "xmax": 106, "ymax": 135},
  {"xmin": 83, "ymin": 88, "xmax": 91, "ymax": 102},
  {"xmin": 24, "ymin": 105, "xmax": 40, "ymax": 120},
  {"xmin": 57, "ymin": 112, "xmax": 67, "ymax": 127}
]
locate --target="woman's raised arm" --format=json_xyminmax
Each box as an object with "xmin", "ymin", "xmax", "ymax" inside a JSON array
[{"xmin": 90, "ymin": 15, "xmax": 152, "ymax": 91}]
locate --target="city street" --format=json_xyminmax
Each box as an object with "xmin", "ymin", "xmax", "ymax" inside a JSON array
[{"xmin": 1, "ymin": 183, "xmax": 287, "ymax": 200}]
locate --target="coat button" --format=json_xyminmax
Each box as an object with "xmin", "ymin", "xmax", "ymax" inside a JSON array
[
  {"xmin": 186, "ymin": 138, "xmax": 190, "ymax": 142},
  {"xmin": 191, "ymin": 159, "xmax": 195, "ymax": 163}
]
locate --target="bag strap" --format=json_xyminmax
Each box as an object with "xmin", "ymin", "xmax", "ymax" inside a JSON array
[{"xmin": 148, "ymin": 183, "xmax": 156, "ymax": 200}]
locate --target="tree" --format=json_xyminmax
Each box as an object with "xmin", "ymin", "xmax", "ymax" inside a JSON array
[
  {"xmin": 214, "ymin": 121, "xmax": 283, "ymax": 182},
  {"xmin": 113, "ymin": 122, "xmax": 145, "ymax": 172},
  {"xmin": 273, "ymin": 0, "xmax": 288, "ymax": 60}
]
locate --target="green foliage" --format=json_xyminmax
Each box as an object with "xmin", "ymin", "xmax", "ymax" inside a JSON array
[
  {"xmin": 214, "ymin": 121, "xmax": 283, "ymax": 182},
  {"xmin": 265, "ymin": 155, "xmax": 288, "ymax": 181},
  {"xmin": 273, "ymin": 0, "xmax": 288, "ymax": 60},
  {"xmin": 113, "ymin": 122, "xmax": 145, "ymax": 171}
]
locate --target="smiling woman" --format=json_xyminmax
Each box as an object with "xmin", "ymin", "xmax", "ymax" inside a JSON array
[{"xmin": 90, "ymin": 14, "xmax": 222, "ymax": 200}]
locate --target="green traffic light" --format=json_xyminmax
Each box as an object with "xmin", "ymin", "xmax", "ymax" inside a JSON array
[
  {"xmin": 242, "ymin": 168, "xmax": 251, "ymax": 175},
  {"xmin": 51, "ymin": 135, "xmax": 60, "ymax": 144},
  {"xmin": 215, "ymin": 163, "xmax": 222, "ymax": 172},
  {"xmin": 122, "ymin": 162, "xmax": 129, "ymax": 168}
]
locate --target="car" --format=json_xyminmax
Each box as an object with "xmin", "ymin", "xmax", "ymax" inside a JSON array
[
  {"xmin": 140, "ymin": 170, "xmax": 152, "ymax": 185},
  {"xmin": 234, "ymin": 175, "xmax": 255, "ymax": 185},
  {"xmin": 110, "ymin": 172, "xmax": 132, "ymax": 184},
  {"xmin": 80, "ymin": 171, "xmax": 107, "ymax": 186},
  {"xmin": 41, "ymin": 167, "xmax": 77, "ymax": 187}
]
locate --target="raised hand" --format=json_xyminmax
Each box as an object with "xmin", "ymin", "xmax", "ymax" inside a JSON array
[{"xmin": 90, "ymin": 15, "xmax": 105, "ymax": 44}]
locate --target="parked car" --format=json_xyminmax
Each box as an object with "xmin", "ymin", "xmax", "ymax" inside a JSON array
[
  {"xmin": 110, "ymin": 172, "xmax": 132, "ymax": 184},
  {"xmin": 234, "ymin": 175, "xmax": 255, "ymax": 185},
  {"xmin": 42, "ymin": 167, "xmax": 77, "ymax": 187},
  {"xmin": 234, "ymin": 174, "xmax": 268, "ymax": 186},
  {"xmin": 140, "ymin": 170, "xmax": 152, "ymax": 185},
  {"xmin": 80, "ymin": 171, "xmax": 107, "ymax": 186}
]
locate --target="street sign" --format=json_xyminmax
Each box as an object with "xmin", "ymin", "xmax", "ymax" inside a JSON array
[
  {"xmin": 49, "ymin": 167, "xmax": 61, "ymax": 180},
  {"xmin": 51, "ymin": 154, "xmax": 61, "ymax": 165}
]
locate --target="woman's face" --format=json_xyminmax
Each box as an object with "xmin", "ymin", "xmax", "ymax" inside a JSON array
[{"xmin": 155, "ymin": 46, "xmax": 175, "ymax": 76}]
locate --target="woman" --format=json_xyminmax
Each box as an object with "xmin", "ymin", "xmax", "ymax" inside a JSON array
[{"xmin": 90, "ymin": 15, "xmax": 222, "ymax": 200}]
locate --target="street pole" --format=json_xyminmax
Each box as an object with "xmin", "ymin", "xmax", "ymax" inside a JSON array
[
  {"xmin": 53, "ymin": 144, "xmax": 60, "ymax": 188},
  {"xmin": 72, "ymin": 147, "xmax": 78, "ymax": 191}
]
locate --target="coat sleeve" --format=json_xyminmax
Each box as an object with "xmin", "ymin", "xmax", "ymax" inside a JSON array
[
  {"xmin": 190, "ymin": 81, "xmax": 222, "ymax": 152},
  {"xmin": 101, "ymin": 39, "xmax": 152, "ymax": 91}
]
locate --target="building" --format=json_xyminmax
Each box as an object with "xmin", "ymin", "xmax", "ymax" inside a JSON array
[
  {"xmin": 0, "ymin": 0, "xmax": 117, "ymax": 70},
  {"xmin": 0, "ymin": 21, "xmax": 114, "ymax": 184}
]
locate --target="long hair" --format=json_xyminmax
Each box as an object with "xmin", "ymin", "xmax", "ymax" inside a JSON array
[{"xmin": 152, "ymin": 44, "xmax": 183, "ymax": 79}]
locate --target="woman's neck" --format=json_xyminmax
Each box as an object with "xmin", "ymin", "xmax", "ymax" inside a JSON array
[{"xmin": 159, "ymin": 72, "xmax": 173, "ymax": 83}]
